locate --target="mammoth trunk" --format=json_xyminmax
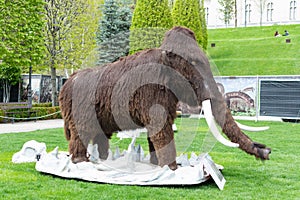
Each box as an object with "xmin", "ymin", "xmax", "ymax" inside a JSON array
[{"xmin": 213, "ymin": 100, "xmax": 271, "ymax": 160}]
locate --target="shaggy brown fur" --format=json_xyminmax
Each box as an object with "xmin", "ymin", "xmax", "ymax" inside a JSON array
[
  {"xmin": 60, "ymin": 47, "xmax": 209, "ymax": 169},
  {"xmin": 59, "ymin": 26, "xmax": 271, "ymax": 170}
]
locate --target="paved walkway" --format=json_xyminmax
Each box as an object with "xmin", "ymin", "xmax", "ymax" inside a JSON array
[{"xmin": 0, "ymin": 119, "xmax": 64, "ymax": 134}]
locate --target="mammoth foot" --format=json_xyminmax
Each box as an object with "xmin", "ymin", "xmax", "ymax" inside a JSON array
[
  {"xmin": 71, "ymin": 155, "xmax": 89, "ymax": 163},
  {"xmin": 252, "ymin": 142, "xmax": 271, "ymax": 160},
  {"xmin": 150, "ymin": 152, "xmax": 177, "ymax": 170},
  {"xmin": 168, "ymin": 161, "xmax": 178, "ymax": 171}
]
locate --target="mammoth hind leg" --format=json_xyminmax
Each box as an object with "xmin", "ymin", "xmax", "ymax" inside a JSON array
[
  {"xmin": 69, "ymin": 130, "xmax": 89, "ymax": 163},
  {"xmin": 148, "ymin": 123, "xmax": 177, "ymax": 170},
  {"xmin": 93, "ymin": 132, "xmax": 109, "ymax": 160}
]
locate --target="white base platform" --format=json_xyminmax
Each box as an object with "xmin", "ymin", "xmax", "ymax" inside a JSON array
[{"xmin": 12, "ymin": 140, "xmax": 225, "ymax": 189}]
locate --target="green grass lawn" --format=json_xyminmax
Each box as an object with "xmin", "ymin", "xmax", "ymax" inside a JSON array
[
  {"xmin": 1, "ymin": 119, "xmax": 299, "ymax": 199},
  {"xmin": 207, "ymin": 24, "xmax": 300, "ymax": 76}
]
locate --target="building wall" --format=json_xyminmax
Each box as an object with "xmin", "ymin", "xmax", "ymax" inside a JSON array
[{"xmin": 205, "ymin": 0, "xmax": 300, "ymax": 28}]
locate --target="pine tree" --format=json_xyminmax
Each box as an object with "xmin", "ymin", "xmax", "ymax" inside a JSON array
[
  {"xmin": 97, "ymin": 0, "xmax": 132, "ymax": 65},
  {"xmin": 129, "ymin": 0, "xmax": 173, "ymax": 54},
  {"xmin": 172, "ymin": 0, "xmax": 204, "ymax": 48}
]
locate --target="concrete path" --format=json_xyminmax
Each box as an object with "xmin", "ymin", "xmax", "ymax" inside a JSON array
[{"xmin": 0, "ymin": 119, "xmax": 64, "ymax": 134}]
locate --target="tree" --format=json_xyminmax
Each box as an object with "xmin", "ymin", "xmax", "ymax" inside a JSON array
[
  {"xmin": 62, "ymin": 0, "xmax": 102, "ymax": 74},
  {"xmin": 0, "ymin": 0, "xmax": 45, "ymax": 102},
  {"xmin": 44, "ymin": 0, "xmax": 88, "ymax": 106},
  {"xmin": 96, "ymin": 0, "xmax": 132, "ymax": 65},
  {"xmin": 234, "ymin": 0, "xmax": 237, "ymax": 27},
  {"xmin": 129, "ymin": 0, "xmax": 173, "ymax": 54},
  {"xmin": 218, "ymin": 0, "xmax": 235, "ymax": 27},
  {"xmin": 0, "ymin": 65, "xmax": 21, "ymax": 103},
  {"xmin": 172, "ymin": 0, "xmax": 203, "ymax": 48}
]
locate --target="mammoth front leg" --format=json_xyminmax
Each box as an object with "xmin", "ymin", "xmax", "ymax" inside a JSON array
[{"xmin": 148, "ymin": 123, "xmax": 177, "ymax": 170}]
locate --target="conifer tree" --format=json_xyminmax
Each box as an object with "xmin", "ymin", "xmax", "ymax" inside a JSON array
[
  {"xmin": 172, "ymin": 0, "xmax": 204, "ymax": 48},
  {"xmin": 97, "ymin": 0, "xmax": 132, "ymax": 65},
  {"xmin": 129, "ymin": 0, "xmax": 173, "ymax": 54}
]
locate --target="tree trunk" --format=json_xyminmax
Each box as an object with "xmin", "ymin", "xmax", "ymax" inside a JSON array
[
  {"xmin": 234, "ymin": 0, "xmax": 237, "ymax": 27},
  {"xmin": 260, "ymin": 2, "xmax": 262, "ymax": 26},
  {"xmin": 50, "ymin": 66, "xmax": 57, "ymax": 106},
  {"xmin": 3, "ymin": 80, "xmax": 11, "ymax": 103}
]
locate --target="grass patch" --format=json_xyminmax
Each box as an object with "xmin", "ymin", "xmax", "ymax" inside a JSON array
[
  {"xmin": 207, "ymin": 24, "xmax": 300, "ymax": 76},
  {"xmin": 1, "ymin": 119, "xmax": 300, "ymax": 199}
]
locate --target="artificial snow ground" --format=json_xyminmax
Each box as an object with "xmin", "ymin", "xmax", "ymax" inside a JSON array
[{"xmin": 12, "ymin": 140, "xmax": 226, "ymax": 190}]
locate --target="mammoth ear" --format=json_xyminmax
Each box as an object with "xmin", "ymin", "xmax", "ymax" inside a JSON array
[
  {"xmin": 202, "ymin": 99, "xmax": 239, "ymax": 148},
  {"xmin": 235, "ymin": 121, "xmax": 269, "ymax": 132}
]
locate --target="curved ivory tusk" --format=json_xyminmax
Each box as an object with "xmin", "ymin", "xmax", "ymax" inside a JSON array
[
  {"xmin": 202, "ymin": 100, "xmax": 239, "ymax": 148},
  {"xmin": 235, "ymin": 121, "xmax": 269, "ymax": 132}
]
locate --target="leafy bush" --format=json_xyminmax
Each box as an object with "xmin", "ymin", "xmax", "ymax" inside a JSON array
[
  {"xmin": 172, "ymin": 0, "xmax": 204, "ymax": 48},
  {"xmin": 0, "ymin": 105, "xmax": 61, "ymax": 123},
  {"xmin": 129, "ymin": 0, "xmax": 173, "ymax": 54},
  {"xmin": 32, "ymin": 106, "xmax": 62, "ymax": 120},
  {"xmin": 32, "ymin": 103, "xmax": 52, "ymax": 107}
]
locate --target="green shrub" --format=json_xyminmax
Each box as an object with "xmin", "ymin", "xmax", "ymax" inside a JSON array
[
  {"xmin": 0, "ymin": 110, "xmax": 4, "ymax": 123},
  {"xmin": 32, "ymin": 102, "xmax": 52, "ymax": 107},
  {"xmin": 32, "ymin": 106, "xmax": 61, "ymax": 120},
  {"xmin": 172, "ymin": 0, "xmax": 204, "ymax": 48},
  {"xmin": 129, "ymin": 0, "xmax": 173, "ymax": 54},
  {"xmin": 0, "ymin": 106, "xmax": 61, "ymax": 123}
]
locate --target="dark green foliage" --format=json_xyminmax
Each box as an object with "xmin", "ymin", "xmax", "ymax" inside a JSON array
[
  {"xmin": 97, "ymin": 0, "xmax": 132, "ymax": 65},
  {"xmin": 32, "ymin": 103, "xmax": 53, "ymax": 108},
  {"xmin": 129, "ymin": 0, "xmax": 173, "ymax": 54},
  {"xmin": 0, "ymin": 104, "xmax": 61, "ymax": 123},
  {"xmin": 32, "ymin": 106, "xmax": 61, "ymax": 120},
  {"xmin": 172, "ymin": 0, "xmax": 204, "ymax": 48}
]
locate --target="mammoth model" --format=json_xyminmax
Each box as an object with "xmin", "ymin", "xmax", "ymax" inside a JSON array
[{"xmin": 59, "ymin": 26, "xmax": 271, "ymax": 170}]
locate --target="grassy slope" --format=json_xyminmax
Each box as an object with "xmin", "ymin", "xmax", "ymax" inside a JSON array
[
  {"xmin": 207, "ymin": 24, "xmax": 300, "ymax": 76},
  {"xmin": 0, "ymin": 119, "xmax": 300, "ymax": 199}
]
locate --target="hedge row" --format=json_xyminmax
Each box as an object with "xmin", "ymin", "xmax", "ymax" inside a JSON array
[{"xmin": 0, "ymin": 104, "xmax": 61, "ymax": 123}]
